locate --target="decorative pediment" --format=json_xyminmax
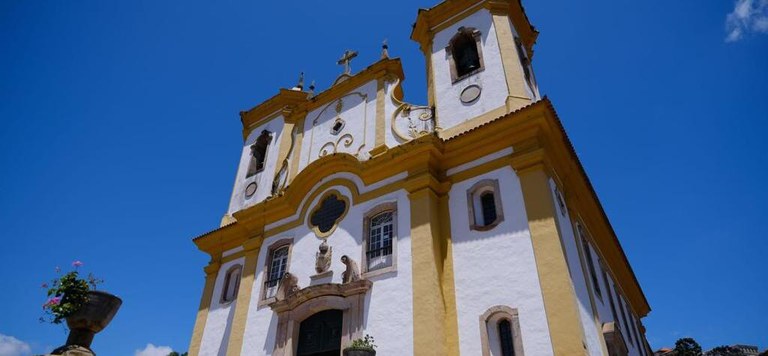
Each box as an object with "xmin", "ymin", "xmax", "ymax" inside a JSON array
[{"xmin": 269, "ymin": 279, "xmax": 372, "ymax": 313}]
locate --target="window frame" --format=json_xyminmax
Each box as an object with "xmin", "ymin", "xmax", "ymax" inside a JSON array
[
  {"xmin": 220, "ymin": 264, "xmax": 243, "ymax": 305},
  {"xmin": 446, "ymin": 27, "xmax": 485, "ymax": 83},
  {"xmin": 578, "ymin": 224, "xmax": 603, "ymax": 301},
  {"xmin": 307, "ymin": 190, "xmax": 350, "ymax": 238},
  {"xmin": 467, "ymin": 179, "xmax": 504, "ymax": 231},
  {"xmin": 361, "ymin": 202, "xmax": 398, "ymax": 278},
  {"xmin": 258, "ymin": 238, "xmax": 294, "ymax": 307},
  {"xmin": 479, "ymin": 305, "xmax": 525, "ymax": 356}
]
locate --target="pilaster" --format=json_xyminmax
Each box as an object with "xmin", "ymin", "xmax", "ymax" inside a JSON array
[
  {"xmin": 487, "ymin": 3, "xmax": 532, "ymax": 113},
  {"xmin": 225, "ymin": 237, "xmax": 263, "ymax": 356},
  {"xmin": 188, "ymin": 260, "xmax": 221, "ymax": 356},
  {"xmin": 517, "ymin": 165, "xmax": 586, "ymax": 355},
  {"xmin": 406, "ymin": 170, "xmax": 458, "ymax": 356}
]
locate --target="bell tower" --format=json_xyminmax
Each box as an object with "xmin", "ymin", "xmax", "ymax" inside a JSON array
[{"xmin": 411, "ymin": 0, "xmax": 539, "ymax": 135}]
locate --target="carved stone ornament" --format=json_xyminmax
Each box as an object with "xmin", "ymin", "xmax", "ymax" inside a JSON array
[
  {"xmin": 315, "ymin": 240, "xmax": 333, "ymax": 274},
  {"xmin": 276, "ymin": 272, "xmax": 300, "ymax": 301},
  {"xmin": 341, "ymin": 255, "xmax": 361, "ymax": 284}
]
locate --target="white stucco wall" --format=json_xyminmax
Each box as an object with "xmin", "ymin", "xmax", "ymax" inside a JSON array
[
  {"xmin": 449, "ymin": 165, "xmax": 553, "ymax": 356},
  {"xmin": 299, "ymin": 81, "xmax": 378, "ymax": 171},
  {"xmin": 227, "ymin": 116, "xmax": 286, "ymax": 214},
  {"xmin": 431, "ymin": 9, "xmax": 510, "ymax": 131},
  {"xmin": 238, "ymin": 179, "xmax": 414, "ymax": 355},
  {"xmin": 200, "ymin": 255, "xmax": 245, "ymax": 356}
]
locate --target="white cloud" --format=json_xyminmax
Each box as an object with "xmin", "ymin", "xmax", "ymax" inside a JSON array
[
  {"xmin": 725, "ymin": 0, "xmax": 768, "ymax": 41},
  {"xmin": 135, "ymin": 343, "xmax": 173, "ymax": 356},
  {"xmin": 0, "ymin": 334, "xmax": 32, "ymax": 356}
]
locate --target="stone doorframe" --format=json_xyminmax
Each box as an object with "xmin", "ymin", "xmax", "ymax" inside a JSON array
[{"xmin": 269, "ymin": 280, "xmax": 372, "ymax": 355}]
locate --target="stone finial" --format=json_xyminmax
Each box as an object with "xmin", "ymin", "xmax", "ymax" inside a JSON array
[
  {"xmin": 341, "ymin": 255, "xmax": 361, "ymax": 283},
  {"xmin": 381, "ymin": 39, "xmax": 389, "ymax": 59},
  {"xmin": 315, "ymin": 240, "xmax": 333, "ymax": 274},
  {"xmin": 292, "ymin": 72, "xmax": 304, "ymax": 91}
]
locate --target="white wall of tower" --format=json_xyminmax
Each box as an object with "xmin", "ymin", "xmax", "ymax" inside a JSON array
[{"xmin": 431, "ymin": 9, "xmax": 510, "ymax": 131}]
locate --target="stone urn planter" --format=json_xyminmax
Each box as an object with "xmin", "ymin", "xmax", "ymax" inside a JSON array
[
  {"xmin": 52, "ymin": 291, "xmax": 122, "ymax": 355},
  {"xmin": 343, "ymin": 349, "xmax": 376, "ymax": 356}
]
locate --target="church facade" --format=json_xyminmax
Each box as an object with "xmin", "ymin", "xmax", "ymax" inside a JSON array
[{"xmin": 187, "ymin": 1, "xmax": 652, "ymax": 355}]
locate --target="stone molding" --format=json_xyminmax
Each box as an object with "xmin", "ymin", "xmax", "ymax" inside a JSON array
[{"xmin": 269, "ymin": 280, "xmax": 372, "ymax": 356}]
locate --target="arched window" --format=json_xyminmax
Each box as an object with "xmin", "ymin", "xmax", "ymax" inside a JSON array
[
  {"xmin": 246, "ymin": 130, "xmax": 273, "ymax": 177},
  {"xmin": 221, "ymin": 264, "xmax": 242, "ymax": 303},
  {"xmin": 480, "ymin": 306, "xmax": 524, "ymax": 356},
  {"xmin": 498, "ymin": 319, "xmax": 515, "ymax": 356},
  {"xmin": 447, "ymin": 27, "xmax": 484, "ymax": 82},
  {"xmin": 264, "ymin": 244, "xmax": 290, "ymax": 300},
  {"xmin": 467, "ymin": 179, "xmax": 504, "ymax": 231},
  {"xmin": 480, "ymin": 191, "xmax": 497, "ymax": 226}
]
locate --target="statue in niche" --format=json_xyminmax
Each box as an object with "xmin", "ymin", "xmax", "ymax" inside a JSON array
[
  {"xmin": 276, "ymin": 272, "xmax": 299, "ymax": 300},
  {"xmin": 315, "ymin": 240, "xmax": 333, "ymax": 274},
  {"xmin": 341, "ymin": 255, "xmax": 360, "ymax": 284}
]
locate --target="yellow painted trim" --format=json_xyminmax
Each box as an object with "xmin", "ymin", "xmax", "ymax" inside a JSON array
[
  {"xmin": 438, "ymin": 191, "xmax": 460, "ymax": 356},
  {"xmin": 490, "ymin": 11, "xmax": 532, "ymax": 113},
  {"xmin": 188, "ymin": 261, "xmax": 221, "ymax": 356},
  {"xmin": 225, "ymin": 238, "xmax": 263, "ymax": 356},
  {"xmin": 519, "ymin": 167, "xmax": 586, "ymax": 355},
  {"xmin": 408, "ymin": 185, "xmax": 448, "ymax": 356},
  {"xmin": 288, "ymin": 115, "xmax": 306, "ymax": 181},
  {"xmin": 374, "ymin": 77, "xmax": 386, "ymax": 148},
  {"xmin": 220, "ymin": 250, "xmax": 246, "ymax": 264}
]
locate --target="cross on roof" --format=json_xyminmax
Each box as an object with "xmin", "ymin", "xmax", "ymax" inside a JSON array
[{"xmin": 337, "ymin": 50, "xmax": 358, "ymax": 75}]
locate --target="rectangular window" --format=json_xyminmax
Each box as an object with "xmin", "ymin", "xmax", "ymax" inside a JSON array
[
  {"xmin": 602, "ymin": 268, "xmax": 619, "ymax": 323},
  {"xmin": 366, "ymin": 211, "xmax": 394, "ymax": 271},
  {"xmin": 579, "ymin": 226, "xmax": 602, "ymax": 300},
  {"xmin": 264, "ymin": 246, "xmax": 288, "ymax": 299},
  {"xmin": 617, "ymin": 290, "xmax": 634, "ymax": 345}
]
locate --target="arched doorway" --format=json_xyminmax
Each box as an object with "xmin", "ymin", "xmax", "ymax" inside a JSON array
[{"xmin": 296, "ymin": 309, "xmax": 343, "ymax": 356}]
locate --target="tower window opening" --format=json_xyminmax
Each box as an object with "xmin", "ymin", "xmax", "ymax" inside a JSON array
[
  {"xmin": 247, "ymin": 130, "xmax": 273, "ymax": 177},
  {"xmin": 448, "ymin": 27, "xmax": 483, "ymax": 81},
  {"xmin": 480, "ymin": 191, "xmax": 497, "ymax": 226},
  {"xmin": 515, "ymin": 37, "xmax": 534, "ymax": 89}
]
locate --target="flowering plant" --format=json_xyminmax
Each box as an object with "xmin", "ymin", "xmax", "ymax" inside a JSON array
[
  {"xmin": 345, "ymin": 334, "xmax": 376, "ymax": 352},
  {"xmin": 41, "ymin": 260, "xmax": 103, "ymax": 324}
]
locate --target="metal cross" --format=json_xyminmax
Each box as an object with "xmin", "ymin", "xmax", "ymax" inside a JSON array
[{"xmin": 337, "ymin": 50, "xmax": 358, "ymax": 75}]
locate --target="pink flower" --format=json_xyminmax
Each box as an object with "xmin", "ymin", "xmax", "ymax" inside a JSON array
[
  {"xmin": 72, "ymin": 260, "xmax": 83, "ymax": 268},
  {"xmin": 43, "ymin": 297, "xmax": 61, "ymax": 309}
]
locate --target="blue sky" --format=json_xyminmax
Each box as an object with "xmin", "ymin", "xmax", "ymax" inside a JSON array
[{"xmin": 1, "ymin": 0, "xmax": 766, "ymax": 355}]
